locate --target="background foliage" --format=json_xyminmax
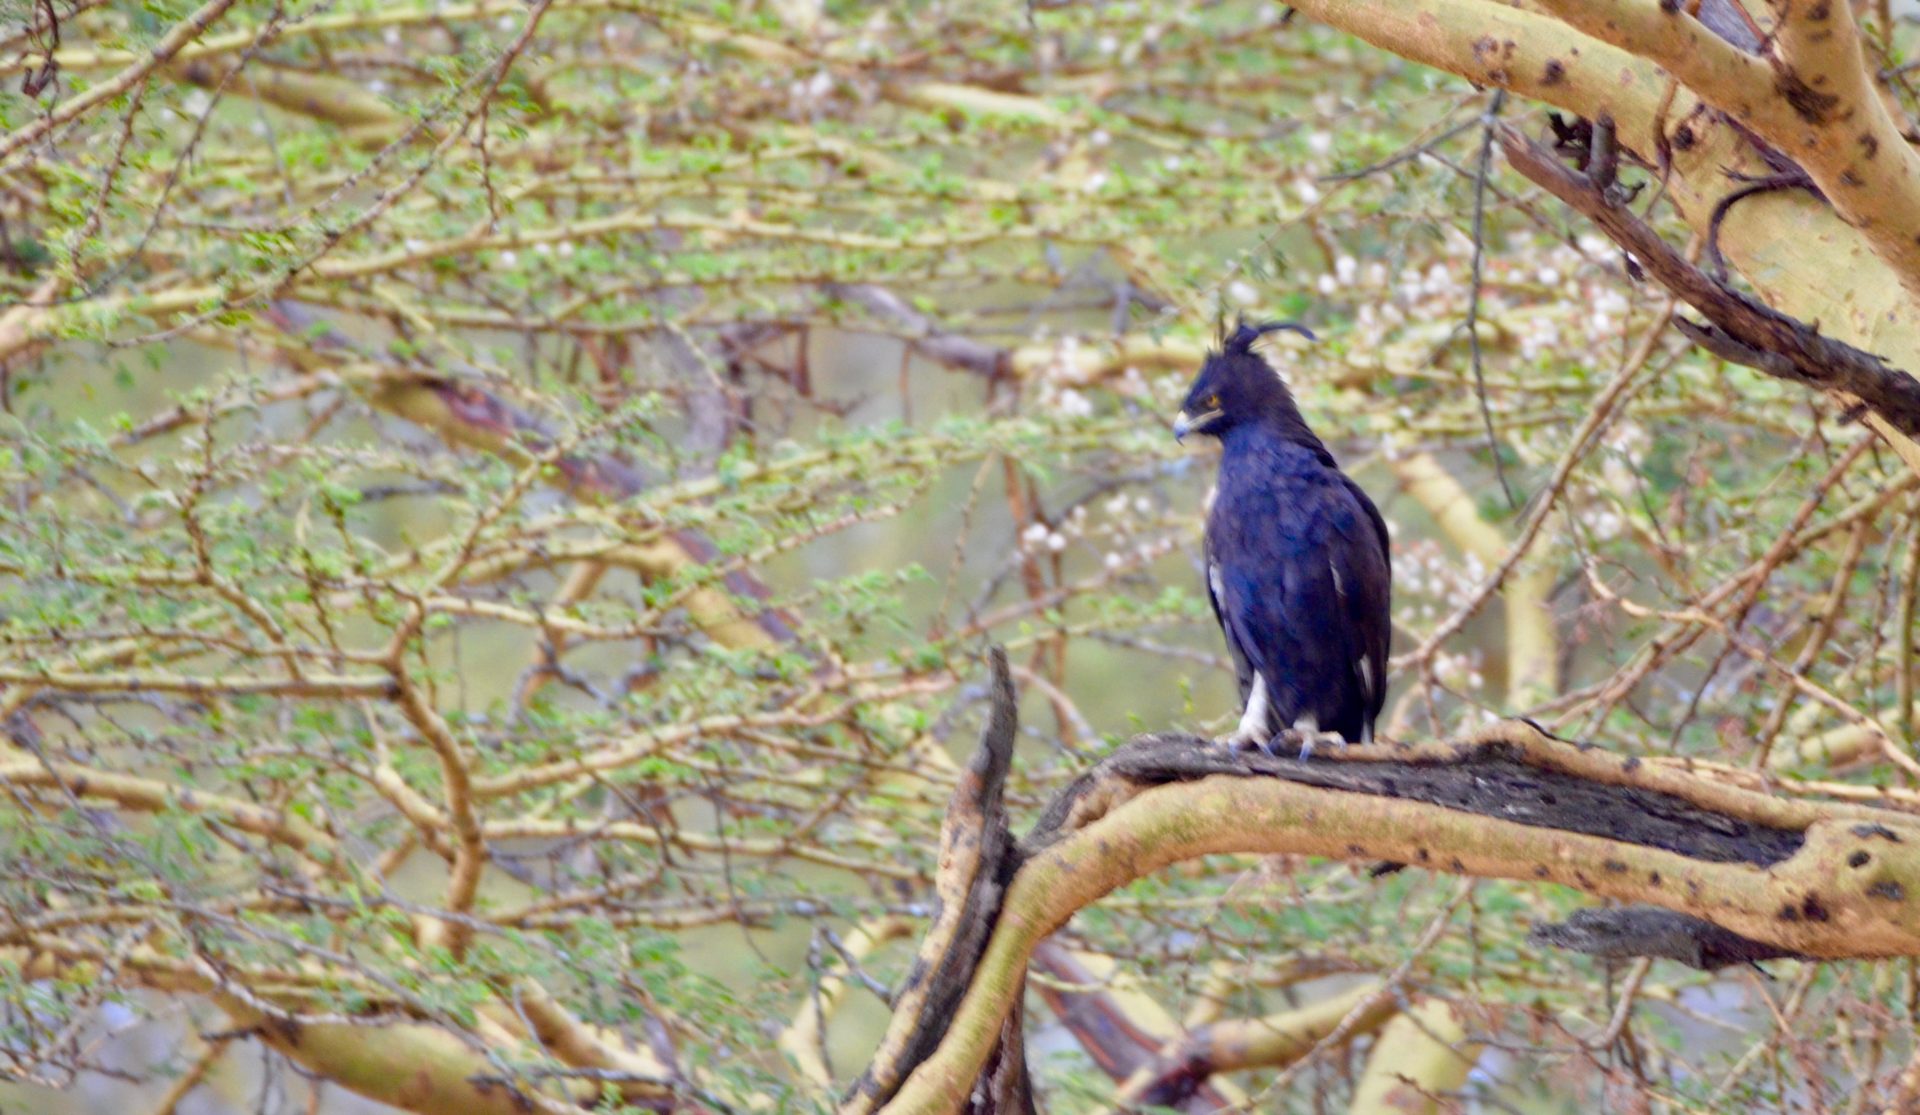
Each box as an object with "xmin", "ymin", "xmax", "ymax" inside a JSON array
[{"xmin": 1, "ymin": 0, "xmax": 1915, "ymax": 1111}]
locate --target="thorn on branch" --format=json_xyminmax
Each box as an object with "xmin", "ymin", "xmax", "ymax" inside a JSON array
[{"xmin": 1704, "ymin": 170, "xmax": 1820, "ymax": 279}]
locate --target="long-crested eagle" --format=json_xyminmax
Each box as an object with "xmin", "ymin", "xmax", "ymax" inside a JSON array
[{"xmin": 1173, "ymin": 319, "xmax": 1392, "ymax": 757}]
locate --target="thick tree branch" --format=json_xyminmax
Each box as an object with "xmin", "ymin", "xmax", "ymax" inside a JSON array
[
  {"xmin": 1287, "ymin": 0, "xmax": 1920, "ymax": 477},
  {"xmin": 1348, "ymin": 999, "xmax": 1480, "ymax": 1115},
  {"xmin": 868, "ymin": 720, "xmax": 1920, "ymax": 1113},
  {"xmin": 1527, "ymin": 0, "xmax": 1920, "ymax": 300}
]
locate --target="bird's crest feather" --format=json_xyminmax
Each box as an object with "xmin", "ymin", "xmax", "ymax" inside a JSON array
[{"xmin": 1222, "ymin": 316, "xmax": 1316, "ymax": 356}]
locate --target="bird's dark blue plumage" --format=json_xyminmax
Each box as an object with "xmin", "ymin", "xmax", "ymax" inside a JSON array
[{"xmin": 1176, "ymin": 320, "xmax": 1391, "ymax": 751}]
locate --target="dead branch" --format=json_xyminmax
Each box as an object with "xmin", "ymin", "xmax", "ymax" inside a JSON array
[
  {"xmin": 1530, "ymin": 905, "xmax": 1801, "ymax": 971},
  {"xmin": 844, "ymin": 647, "xmax": 1023, "ymax": 1114}
]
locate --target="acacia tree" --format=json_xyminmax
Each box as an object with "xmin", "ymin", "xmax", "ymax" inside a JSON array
[{"xmin": 5, "ymin": 1, "xmax": 1920, "ymax": 1112}]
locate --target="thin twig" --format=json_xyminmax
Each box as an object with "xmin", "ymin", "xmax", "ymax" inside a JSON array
[{"xmin": 1466, "ymin": 89, "xmax": 1517, "ymax": 510}]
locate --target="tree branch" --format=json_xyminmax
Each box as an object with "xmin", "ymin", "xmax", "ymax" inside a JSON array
[
  {"xmin": 844, "ymin": 647, "xmax": 1022, "ymax": 1114},
  {"xmin": 1349, "ymin": 999, "xmax": 1480, "ymax": 1115},
  {"xmin": 1286, "ymin": 0, "xmax": 1920, "ymax": 478},
  {"xmin": 1113, "ymin": 980, "xmax": 1394, "ymax": 1110},
  {"xmin": 1498, "ymin": 121, "xmax": 1920, "ymax": 438},
  {"xmin": 254, "ymin": 302, "xmax": 808, "ymax": 651},
  {"xmin": 1527, "ymin": 0, "xmax": 1920, "ymax": 301},
  {"xmin": 1530, "ymin": 905, "xmax": 1802, "ymax": 971},
  {"xmin": 866, "ymin": 719, "xmax": 1920, "ymax": 1113}
]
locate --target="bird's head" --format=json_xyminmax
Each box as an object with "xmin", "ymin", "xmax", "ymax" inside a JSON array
[{"xmin": 1173, "ymin": 318, "xmax": 1317, "ymax": 442}]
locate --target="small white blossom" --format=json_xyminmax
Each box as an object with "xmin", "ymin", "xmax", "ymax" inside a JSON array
[
  {"xmin": 1316, "ymin": 274, "xmax": 1338, "ymax": 296},
  {"xmin": 1046, "ymin": 532, "xmax": 1068, "ymax": 553},
  {"xmin": 1227, "ymin": 280, "xmax": 1259, "ymax": 306},
  {"xmin": 1089, "ymin": 129, "xmax": 1111, "ymax": 148},
  {"xmin": 1021, "ymin": 523, "xmax": 1050, "ymax": 547},
  {"xmin": 1295, "ymin": 179, "xmax": 1322, "ymax": 205},
  {"xmin": 1306, "ymin": 131, "xmax": 1333, "ymax": 156}
]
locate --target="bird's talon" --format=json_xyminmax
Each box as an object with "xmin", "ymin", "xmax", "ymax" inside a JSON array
[
  {"xmin": 1264, "ymin": 728, "xmax": 1303, "ymax": 759},
  {"xmin": 1216, "ymin": 726, "xmax": 1270, "ymax": 752},
  {"xmin": 1287, "ymin": 730, "xmax": 1349, "ymax": 762}
]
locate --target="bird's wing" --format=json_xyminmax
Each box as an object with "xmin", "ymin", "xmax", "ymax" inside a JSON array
[
  {"xmin": 1343, "ymin": 474, "xmax": 1392, "ymax": 576},
  {"xmin": 1339, "ymin": 475, "xmax": 1393, "ymax": 730},
  {"xmin": 1213, "ymin": 484, "xmax": 1390, "ymax": 739},
  {"xmin": 1204, "ymin": 534, "xmax": 1257, "ymax": 702}
]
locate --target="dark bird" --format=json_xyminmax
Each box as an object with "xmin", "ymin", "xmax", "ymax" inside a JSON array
[{"xmin": 1174, "ymin": 320, "xmax": 1391, "ymax": 757}]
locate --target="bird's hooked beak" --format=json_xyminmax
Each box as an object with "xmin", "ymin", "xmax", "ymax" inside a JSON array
[{"xmin": 1173, "ymin": 409, "xmax": 1220, "ymax": 443}]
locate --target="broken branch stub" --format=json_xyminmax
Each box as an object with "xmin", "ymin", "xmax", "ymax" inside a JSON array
[
  {"xmin": 844, "ymin": 647, "xmax": 1023, "ymax": 1114},
  {"xmin": 1530, "ymin": 906, "xmax": 1803, "ymax": 971}
]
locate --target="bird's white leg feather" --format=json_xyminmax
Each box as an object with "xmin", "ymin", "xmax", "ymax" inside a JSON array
[{"xmin": 1220, "ymin": 673, "xmax": 1272, "ymax": 749}]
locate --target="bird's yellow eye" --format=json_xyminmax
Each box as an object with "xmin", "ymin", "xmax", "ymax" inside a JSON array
[{"xmin": 1206, "ymin": 394, "xmax": 1220, "ymax": 408}]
